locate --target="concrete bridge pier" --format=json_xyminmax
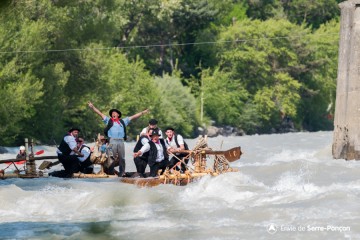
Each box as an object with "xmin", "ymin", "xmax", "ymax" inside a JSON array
[{"xmin": 333, "ymin": 0, "xmax": 360, "ymax": 160}]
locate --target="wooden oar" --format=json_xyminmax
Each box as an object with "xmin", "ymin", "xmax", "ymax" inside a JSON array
[
  {"xmin": 204, "ymin": 147, "xmax": 242, "ymax": 162},
  {"xmin": 0, "ymin": 154, "xmax": 58, "ymax": 164},
  {"xmin": 176, "ymin": 146, "xmax": 243, "ymax": 162}
]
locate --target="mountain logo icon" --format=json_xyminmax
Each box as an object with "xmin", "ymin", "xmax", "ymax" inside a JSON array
[{"xmin": 267, "ymin": 223, "xmax": 277, "ymax": 234}]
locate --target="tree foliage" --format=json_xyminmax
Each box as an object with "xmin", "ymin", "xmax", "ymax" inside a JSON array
[
  {"xmin": 0, "ymin": 0, "xmax": 342, "ymax": 145},
  {"xmin": 211, "ymin": 19, "xmax": 307, "ymax": 132}
]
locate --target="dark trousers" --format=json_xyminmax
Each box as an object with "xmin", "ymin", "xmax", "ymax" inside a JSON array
[
  {"xmin": 149, "ymin": 159, "xmax": 169, "ymax": 177},
  {"xmin": 58, "ymin": 154, "xmax": 80, "ymax": 177},
  {"xmin": 134, "ymin": 156, "xmax": 148, "ymax": 174},
  {"xmin": 168, "ymin": 155, "xmax": 189, "ymax": 172},
  {"xmin": 80, "ymin": 159, "xmax": 93, "ymax": 174}
]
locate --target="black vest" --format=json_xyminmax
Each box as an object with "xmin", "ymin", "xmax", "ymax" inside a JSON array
[
  {"xmin": 79, "ymin": 145, "xmax": 91, "ymax": 162},
  {"xmin": 134, "ymin": 135, "xmax": 149, "ymax": 152},
  {"xmin": 148, "ymin": 139, "xmax": 168, "ymax": 166},
  {"xmin": 104, "ymin": 118, "xmax": 127, "ymax": 140},
  {"xmin": 133, "ymin": 136, "xmax": 150, "ymax": 159},
  {"xmin": 58, "ymin": 133, "xmax": 73, "ymax": 156}
]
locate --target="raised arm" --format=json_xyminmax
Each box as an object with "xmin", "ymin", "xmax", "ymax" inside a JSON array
[
  {"xmin": 88, "ymin": 101, "xmax": 106, "ymax": 119},
  {"xmin": 129, "ymin": 109, "xmax": 149, "ymax": 121}
]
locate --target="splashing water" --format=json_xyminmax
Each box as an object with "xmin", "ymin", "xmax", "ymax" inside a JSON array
[{"xmin": 0, "ymin": 131, "xmax": 359, "ymax": 239}]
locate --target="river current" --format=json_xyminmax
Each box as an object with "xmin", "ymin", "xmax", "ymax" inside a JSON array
[{"xmin": 0, "ymin": 131, "xmax": 358, "ymax": 239}]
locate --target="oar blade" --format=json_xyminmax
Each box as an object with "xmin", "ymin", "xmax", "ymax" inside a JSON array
[
  {"xmin": 223, "ymin": 147, "xmax": 242, "ymax": 162},
  {"xmin": 35, "ymin": 150, "xmax": 44, "ymax": 155}
]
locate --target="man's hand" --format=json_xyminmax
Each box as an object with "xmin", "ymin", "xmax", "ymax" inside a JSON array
[
  {"xmin": 133, "ymin": 151, "xmax": 141, "ymax": 158},
  {"xmin": 168, "ymin": 147, "xmax": 178, "ymax": 153},
  {"xmin": 88, "ymin": 101, "xmax": 94, "ymax": 109}
]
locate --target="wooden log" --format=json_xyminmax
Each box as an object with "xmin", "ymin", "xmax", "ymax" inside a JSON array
[
  {"xmin": 120, "ymin": 168, "xmax": 239, "ymax": 187},
  {"xmin": 0, "ymin": 156, "xmax": 58, "ymax": 164},
  {"xmin": 72, "ymin": 172, "xmax": 118, "ymax": 178},
  {"xmin": 159, "ymin": 171, "xmax": 218, "ymax": 180},
  {"xmin": 120, "ymin": 177, "xmax": 163, "ymax": 187}
]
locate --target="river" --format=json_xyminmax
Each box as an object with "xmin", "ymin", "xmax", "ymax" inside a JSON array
[{"xmin": 0, "ymin": 131, "xmax": 358, "ymax": 239}]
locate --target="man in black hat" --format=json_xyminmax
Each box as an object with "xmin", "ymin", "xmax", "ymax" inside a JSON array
[
  {"xmin": 133, "ymin": 127, "xmax": 154, "ymax": 176},
  {"xmin": 140, "ymin": 118, "xmax": 163, "ymax": 139},
  {"xmin": 133, "ymin": 128, "xmax": 169, "ymax": 177},
  {"xmin": 87, "ymin": 101, "xmax": 149, "ymax": 176},
  {"xmin": 56, "ymin": 127, "xmax": 84, "ymax": 177}
]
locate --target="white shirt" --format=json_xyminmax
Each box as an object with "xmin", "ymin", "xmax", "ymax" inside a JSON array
[
  {"xmin": 56, "ymin": 134, "xmax": 77, "ymax": 155},
  {"xmin": 139, "ymin": 141, "xmax": 167, "ymax": 162},
  {"xmin": 166, "ymin": 134, "xmax": 184, "ymax": 149},
  {"xmin": 141, "ymin": 137, "xmax": 150, "ymax": 145},
  {"xmin": 140, "ymin": 127, "xmax": 163, "ymax": 139},
  {"xmin": 77, "ymin": 144, "xmax": 91, "ymax": 162}
]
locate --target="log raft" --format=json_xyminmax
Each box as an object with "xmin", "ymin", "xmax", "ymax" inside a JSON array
[{"xmin": 0, "ymin": 136, "xmax": 243, "ymax": 186}]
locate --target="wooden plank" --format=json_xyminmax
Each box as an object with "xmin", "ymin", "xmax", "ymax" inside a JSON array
[{"xmin": 0, "ymin": 156, "xmax": 58, "ymax": 164}]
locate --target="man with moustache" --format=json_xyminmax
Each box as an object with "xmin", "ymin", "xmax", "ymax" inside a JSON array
[{"xmin": 56, "ymin": 127, "xmax": 83, "ymax": 177}]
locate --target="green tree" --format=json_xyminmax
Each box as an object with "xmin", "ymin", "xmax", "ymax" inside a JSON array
[
  {"xmin": 70, "ymin": 45, "xmax": 160, "ymax": 141},
  {"xmin": 114, "ymin": 0, "xmax": 222, "ymax": 77},
  {"xmin": 215, "ymin": 19, "xmax": 307, "ymax": 132},
  {"xmin": 154, "ymin": 70, "xmax": 200, "ymax": 137},
  {"xmin": 0, "ymin": 58, "xmax": 43, "ymax": 145},
  {"xmin": 245, "ymin": 0, "xmax": 284, "ymax": 20},
  {"xmin": 200, "ymin": 68, "xmax": 249, "ymax": 127},
  {"xmin": 299, "ymin": 19, "xmax": 339, "ymax": 130},
  {"xmin": 282, "ymin": 0, "xmax": 341, "ymax": 29}
]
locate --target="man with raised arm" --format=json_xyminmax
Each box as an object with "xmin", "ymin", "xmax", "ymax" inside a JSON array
[{"xmin": 87, "ymin": 101, "xmax": 149, "ymax": 176}]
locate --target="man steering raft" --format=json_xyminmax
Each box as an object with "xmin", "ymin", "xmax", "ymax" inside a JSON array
[
  {"xmin": 87, "ymin": 101, "xmax": 149, "ymax": 177},
  {"xmin": 56, "ymin": 127, "xmax": 84, "ymax": 178}
]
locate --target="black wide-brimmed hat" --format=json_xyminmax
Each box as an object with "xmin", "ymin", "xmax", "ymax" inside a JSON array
[
  {"xmin": 149, "ymin": 119, "xmax": 158, "ymax": 125},
  {"xmin": 165, "ymin": 127, "xmax": 175, "ymax": 131},
  {"xmin": 150, "ymin": 129, "xmax": 161, "ymax": 136},
  {"xmin": 68, "ymin": 127, "xmax": 81, "ymax": 133},
  {"xmin": 109, "ymin": 109, "xmax": 122, "ymax": 117}
]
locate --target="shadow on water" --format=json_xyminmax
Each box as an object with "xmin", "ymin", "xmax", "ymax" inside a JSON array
[{"xmin": 0, "ymin": 221, "xmax": 114, "ymax": 239}]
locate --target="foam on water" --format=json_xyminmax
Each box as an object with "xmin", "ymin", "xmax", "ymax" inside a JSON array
[{"xmin": 1, "ymin": 131, "xmax": 360, "ymax": 239}]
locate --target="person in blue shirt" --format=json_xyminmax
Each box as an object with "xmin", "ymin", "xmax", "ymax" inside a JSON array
[{"xmin": 88, "ymin": 101, "xmax": 149, "ymax": 176}]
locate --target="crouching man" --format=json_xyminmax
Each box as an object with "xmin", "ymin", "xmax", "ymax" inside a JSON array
[
  {"xmin": 57, "ymin": 127, "xmax": 84, "ymax": 177},
  {"xmin": 133, "ymin": 127, "xmax": 154, "ymax": 176},
  {"xmin": 133, "ymin": 128, "xmax": 169, "ymax": 177},
  {"xmin": 76, "ymin": 138, "xmax": 94, "ymax": 174}
]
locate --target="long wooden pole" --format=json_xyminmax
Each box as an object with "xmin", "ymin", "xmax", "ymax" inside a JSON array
[{"xmin": 0, "ymin": 156, "xmax": 58, "ymax": 164}]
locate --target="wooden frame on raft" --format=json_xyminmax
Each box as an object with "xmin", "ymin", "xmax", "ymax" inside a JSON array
[{"xmin": 0, "ymin": 136, "xmax": 242, "ymax": 186}]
